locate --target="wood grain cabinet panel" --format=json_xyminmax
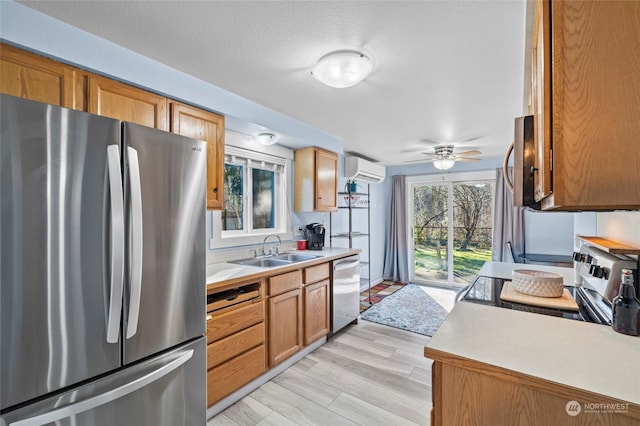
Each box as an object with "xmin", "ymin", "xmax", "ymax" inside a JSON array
[
  {"xmin": 303, "ymin": 262, "xmax": 330, "ymax": 284},
  {"xmin": 206, "ymin": 344, "xmax": 266, "ymax": 407},
  {"xmin": 268, "ymin": 288, "xmax": 303, "ymax": 367},
  {"xmin": 303, "ymin": 279, "xmax": 330, "ymax": 345},
  {"xmin": 268, "ymin": 270, "xmax": 302, "ymax": 297},
  {"xmin": 0, "ymin": 43, "xmax": 80, "ymax": 109},
  {"xmin": 430, "ymin": 360, "xmax": 640, "ymax": 426},
  {"xmin": 88, "ymin": 75, "xmax": 168, "ymax": 130},
  {"xmin": 207, "ymin": 322, "xmax": 265, "ymax": 369},
  {"xmin": 528, "ymin": 0, "xmax": 640, "ymax": 210},
  {"xmin": 170, "ymin": 102, "xmax": 225, "ymax": 210},
  {"xmin": 294, "ymin": 147, "xmax": 338, "ymax": 212},
  {"xmin": 206, "ymin": 300, "xmax": 264, "ymax": 344}
]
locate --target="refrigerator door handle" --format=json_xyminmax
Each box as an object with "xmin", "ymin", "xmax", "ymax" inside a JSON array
[
  {"xmin": 106, "ymin": 145, "xmax": 125, "ymax": 344},
  {"xmin": 8, "ymin": 349, "xmax": 194, "ymax": 426},
  {"xmin": 126, "ymin": 147, "xmax": 143, "ymax": 339}
]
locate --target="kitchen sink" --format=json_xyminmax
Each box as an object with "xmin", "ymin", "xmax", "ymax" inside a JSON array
[
  {"xmin": 229, "ymin": 258, "xmax": 292, "ymax": 267},
  {"xmin": 271, "ymin": 253, "xmax": 320, "ymax": 262},
  {"xmin": 229, "ymin": 253, "xmax": 320, "ymax": 268}
]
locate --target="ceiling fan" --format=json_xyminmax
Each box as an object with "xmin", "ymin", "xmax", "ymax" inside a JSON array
[{"xmin": 406, "ymin": 145, "xmax": 481, "ymax": 170}]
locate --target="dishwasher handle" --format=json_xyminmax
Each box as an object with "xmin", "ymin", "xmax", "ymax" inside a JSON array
[{"xmin": 334, "ymin": 260, "xmax": 360, "ymax": 271}]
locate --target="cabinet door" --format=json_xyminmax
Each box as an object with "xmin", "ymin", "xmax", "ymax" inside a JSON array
[
  {"xmin": 315, "ymin": 148, "xmax": 338, "ymax": 211},
  {"xmin": 88, "ymin": 75, "xmax": 168, "ymax": 130},
  {"xmin": 531, "ymin": 0, "xmax": 552, "ymax": 202},
  {"xmin": 304, "ymin": 279, "xmax": 330, "ymax": 345},
  {"xmin": 268, "ymin": 289, "xmax": 302, "ymax": 367},
  {"xmin": 0, "ymin": 43, "xmax": 80, "ymax": 109},
  {"xmin": 171, "ymin": 102, "xmax": 225, "ymax": 210},
  {"xmin": 544, "ymin": 0, "xmax": 640, "ymax": 210}
]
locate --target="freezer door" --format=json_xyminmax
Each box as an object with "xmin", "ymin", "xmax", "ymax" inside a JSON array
[
  {"xmin": 122, "ymin": 123, "xmax": 206, "ymax": 363},
  {"xmin": 0, "ymin": 337, "xmax": 206, "ymax": 426},
  {"xmin": 0, "ymin": 95, "xmax": 122, "ymax": 410}
]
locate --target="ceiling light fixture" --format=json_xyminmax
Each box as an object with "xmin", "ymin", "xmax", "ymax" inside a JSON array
[
  {"xmin": 254, "ymin": 132, "xmax": 279, "ymax": 146},
  {"xmin": 311, "ymin": 51, "xmax": 374, "ymax": 88},
  {"xmin": 433, "ymin": 158, "xmax": 455, "ymax": 170}
]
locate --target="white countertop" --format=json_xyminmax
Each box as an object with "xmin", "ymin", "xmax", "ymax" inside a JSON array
[
  {"xmin": 426, "ymin": 261, "xmax": 640, "ymax": 406},
  {"xmin": 206, "ymin": 247, "xmax": 358, "ymax": 286}
]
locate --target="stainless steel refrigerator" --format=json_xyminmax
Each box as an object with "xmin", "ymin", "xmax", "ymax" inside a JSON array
[{"xmin": 0, "ymin": 94, "xmax": 206, "ymax": 425}]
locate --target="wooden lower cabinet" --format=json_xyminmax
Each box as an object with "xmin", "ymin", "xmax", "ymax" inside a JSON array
[
  {"xmin": 303, "ymin": 279, "xmax": 330, "ymax": 345},
  {"xmin": 268, "ymin": 288, "xmax": 303, "ymax": 367},
  {"xmin": 429, "ymin": 359, "xmax": 640, "ymax": 426},
  {"xmin": 207, "ymin": 344, "xmax": 266, "ymax": 406},
  {"xmin": 206, "ymin": 281, "xmax": 265, "ymax": 407}
]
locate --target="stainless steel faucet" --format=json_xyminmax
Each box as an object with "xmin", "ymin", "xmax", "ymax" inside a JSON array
[{"xmin": 262, "ymin": 234, "xmax": 282, "ymax": 256}]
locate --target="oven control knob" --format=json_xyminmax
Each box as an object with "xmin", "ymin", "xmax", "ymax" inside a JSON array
[
  {"xmin": 586, "ymin": 255, "xmax": 594, "ymax": 264},
  {"xmin": 572, "ymin": 251, "xmax": 582, "ymax": 261},
  {"xmin": 593, "ymin": 266, "xmax": 605, "ymax": 278},
  {"xmin": 590, "ymin": 264, "xmax": 597, "ymax": 275}
]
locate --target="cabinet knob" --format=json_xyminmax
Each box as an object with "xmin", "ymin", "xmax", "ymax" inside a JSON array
[
  {"xmin": 213, "ymin": 187, "xmax": 218, "ymax": 193},
  {"xmin": 530, "ymin": 167, "xmax": 538, "ymax": 175}
]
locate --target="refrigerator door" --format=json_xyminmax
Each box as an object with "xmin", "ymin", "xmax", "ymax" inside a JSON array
[
  {"xmin": 0, "ymin": 337, "xmax": 206, "ymax": 426},
  {"xmin": 122, "ymin": 123, "xmax": 206, "ymax": 363},
  {"xmin": 0, "ymin": 95, "xmax": 122, "ymax": 410}
]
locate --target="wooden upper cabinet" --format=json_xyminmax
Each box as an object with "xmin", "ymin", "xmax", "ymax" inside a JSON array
[
  {"xmin": 531, "ymin": 0, "xmax": 551, "ymax": 203},
  {"xmin": 294, "ymin": 147, "xmax": 338, "ymax": 212},
  {"xmin": 88, "ymin": 75, "xmax": 168, "ymax": 130},
  {"xmin": 529, "ymin": 0, "xmax": 640, "ymax": 210},
  {"xmin": 0, "ymin": 43, "xmax": 81, "ymax": 109},
  {"xmin": 170, "ymin": 102, "xmax": 225, "ymax": 210}
]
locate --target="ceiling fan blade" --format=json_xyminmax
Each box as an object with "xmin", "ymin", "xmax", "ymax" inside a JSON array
[
  {"xmin": 456, "ymin": 157, "xmax": 481, "ymax": 162},
  {"xmin": 454, "ymin": 150, "xmax": 481, "ymax": 157},
  {"xmin": 404, "ymin": 158, "xmax": 432, "ymax": 163}
]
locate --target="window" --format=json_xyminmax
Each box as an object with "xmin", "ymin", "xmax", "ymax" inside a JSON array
[
  {"xmin": 221, "ymin": 146, "xmax": 286, "ymax": 237},
  {"xmin": 407, "ymin": 171, "xmax": 495, "ymax": 288}
]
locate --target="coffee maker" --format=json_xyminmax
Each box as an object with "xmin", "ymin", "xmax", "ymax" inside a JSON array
[{"xmin": 305, "ymin": 223, "xmax": 325, "ymax": 250}]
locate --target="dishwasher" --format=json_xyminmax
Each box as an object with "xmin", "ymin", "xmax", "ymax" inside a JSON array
[{"xmin": 332, "ymin": 255, "xmax": 361, "ymax": 334}]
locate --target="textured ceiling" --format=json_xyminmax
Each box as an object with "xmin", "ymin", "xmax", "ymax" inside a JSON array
[{"xmin": 19, "ymin": 0, "xmax": 526, "ymax": 167}]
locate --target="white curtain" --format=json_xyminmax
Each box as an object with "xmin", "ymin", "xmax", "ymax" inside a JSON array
[
  {"xmin": 383, "ymin": 175, "xmax": 410, "ymax": 283},
  {"xmin": 492, "ymin": 167, "xmax": 525, "ymax": 262}
]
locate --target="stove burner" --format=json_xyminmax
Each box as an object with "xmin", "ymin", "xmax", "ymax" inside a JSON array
[{"xmin": 461, "ymin": 276, "xmax": 608, "ymax": 324}]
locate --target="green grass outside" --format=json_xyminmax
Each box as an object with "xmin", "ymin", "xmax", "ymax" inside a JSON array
[{"xmin": 415, "ymin": 245, "xmax": 492, "ymax": 278}]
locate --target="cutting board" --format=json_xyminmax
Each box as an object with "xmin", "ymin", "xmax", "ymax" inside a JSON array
[{"xmin": 500, "ymin": 281, "xmax": 579, "ymax": 311}]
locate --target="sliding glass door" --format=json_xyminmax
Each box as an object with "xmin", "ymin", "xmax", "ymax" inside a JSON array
[{"xmin": 408, "ymin": 172, "xmax": 494, "ymax": 288}]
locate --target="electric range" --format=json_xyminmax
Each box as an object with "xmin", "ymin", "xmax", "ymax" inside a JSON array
[{"xmin": 460, "ymin": 246, "xmax": 638, "ymax": 325}]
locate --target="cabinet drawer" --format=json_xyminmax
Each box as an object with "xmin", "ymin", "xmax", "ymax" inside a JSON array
[
  {"xmin": 207, "ymin": 344, "xmax": 266, "ymax": 407},
  {"xmin": 207, "ymin": 322, "xmax": 265, "ymax": 369},
  {"xmin": 304, "ymin": 262, "xmax": 330, "ymax": 284},
  {"xmin": 268, "ymin": 270, "xmax": 302, "ymax": 296},
  {"xmin": 206, "ymin": 300, "xmax": 264, "ymax": 343}
]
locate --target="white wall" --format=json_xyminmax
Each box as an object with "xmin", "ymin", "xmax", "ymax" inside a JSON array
[
  {"xmin": 596, "ymin": 212, "xmax": 640, "ymax": 248},
  {"xmin": 524, "ymin": 210, "xmax": 574, "ymax": 255}
]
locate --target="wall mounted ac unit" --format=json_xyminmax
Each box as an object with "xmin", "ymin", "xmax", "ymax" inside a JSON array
[{"xmin": 344, "ymin": 156, "xmax": 386, "ymax": 183}]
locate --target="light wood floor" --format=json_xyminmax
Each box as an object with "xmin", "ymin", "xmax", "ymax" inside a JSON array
[{"xmin": 207, "ymin": 320, "xmax": 432, "ymax": 426}]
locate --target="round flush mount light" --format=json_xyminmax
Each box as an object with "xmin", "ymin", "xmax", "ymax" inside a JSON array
[
  {"xmin": 311, "ymin": 51, "xmax": 374, "ymax": 88},
  {"xmin": 433, "ymin": 158, "xmax": 455, "ymax": 170},
  {"xmin": 254, "ymin": 132, "xmax": 279, "ymax": 146}
]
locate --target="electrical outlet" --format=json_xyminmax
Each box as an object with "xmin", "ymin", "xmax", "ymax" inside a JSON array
[{"xmin": 294, "ymin": 226, "xmax": 303, "ymax": 237}]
